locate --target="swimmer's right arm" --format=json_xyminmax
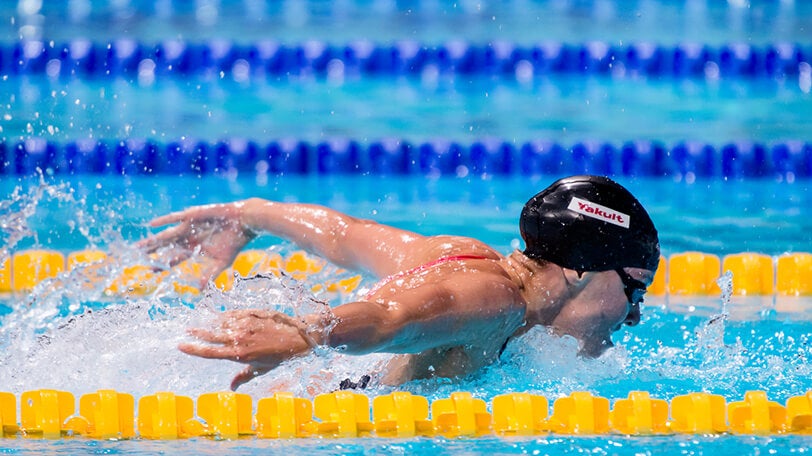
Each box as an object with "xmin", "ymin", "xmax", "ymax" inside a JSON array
[
  {"xmin": 178, "ymin": 308, "xmax": 321, "ymax": 390},
  {"xmin": 180, "ymin": 273, "xmax": 525, "ymax": 389}
]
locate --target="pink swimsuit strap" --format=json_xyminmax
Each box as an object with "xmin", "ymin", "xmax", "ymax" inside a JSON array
[{"xmin": 364, "ymin": 254, "xmax": 489, "ymax": 299}]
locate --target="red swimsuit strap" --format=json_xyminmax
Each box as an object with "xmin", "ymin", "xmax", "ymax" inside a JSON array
[{"xmin": 364, "ymin": 254, "xmax": 489, "ymax": 299}]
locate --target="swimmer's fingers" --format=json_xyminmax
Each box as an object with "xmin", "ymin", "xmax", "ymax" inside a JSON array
[
  {"xmin": 186, "ymin": 327, "xmax": 233, "ymax": 344},
  {"xmin": 177, "ymin": 327, "xmax": 246, "ymax": 360},
  {"xmin": 148, "ymin": 204, "xmax": 228, "ymax": 227},
  {"xmin": 230, "ymin": 365, "xmax": 271, "ymax": 391},
  {"xmin": 136, "ymin": 224, "xmax": 190, "ymax": 253},
  {"xmin": 137, "ymin": 225, "xmax": 202, "ymax": 269},
  {"xmin": 177, "ymin": 341, "xmax": 237, "ymax": 360},
  {"xmin": 177, "ymin": 341, "xmax": 274, "ymax": 388},
  {"xmin": 147, "ymin": 209, "xmax": 198, "ymax": 227}
]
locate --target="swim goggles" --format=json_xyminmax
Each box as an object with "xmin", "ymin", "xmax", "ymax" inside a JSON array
[{"xmin": 615, "ymin": 268, "xmax": 647, "ymax": 305}]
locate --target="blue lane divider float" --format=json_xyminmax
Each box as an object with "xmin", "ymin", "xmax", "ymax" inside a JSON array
[
  {"xmin": 1, "ymin": 39, "xmax": 809, "ymax": 79},
  {"xmin": 2, "ymin": 138, "xmax": 812, "ymax": 178}
]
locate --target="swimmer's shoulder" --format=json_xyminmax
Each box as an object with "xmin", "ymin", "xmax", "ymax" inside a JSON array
[
  {"xmin": 422, "ymin": 235, "xmax": 504, "ymax": 260},
  {"xmin": 439, "ymin": 262, "xmax": 526, "ymax": 309}
]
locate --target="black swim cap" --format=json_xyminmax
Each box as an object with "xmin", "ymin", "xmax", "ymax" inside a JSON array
[{"xmin": 520, "ymin": 175, "xmax": 660, "ymax": 272}]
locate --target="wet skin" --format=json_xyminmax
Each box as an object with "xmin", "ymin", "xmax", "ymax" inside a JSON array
[{"xmin": 139, "ymin": 198, "xmax": 654, "ymax": 390}]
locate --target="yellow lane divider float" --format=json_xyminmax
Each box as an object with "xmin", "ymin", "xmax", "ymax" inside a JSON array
[
  {"xmin": 2, "ymin": 250, "xmax": 811, "ymax": 297},
  {"xmin": 0, "ymin": 249, "xmax": 362, "ymax": 296},
  {"xmin": 1, "ymin": 389, "xmax": 812, "ymax": 439}
]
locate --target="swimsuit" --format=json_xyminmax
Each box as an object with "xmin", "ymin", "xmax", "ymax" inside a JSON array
[{"xmin": 338, "ymin": 375, "xmax": 371, "ymax": 390}]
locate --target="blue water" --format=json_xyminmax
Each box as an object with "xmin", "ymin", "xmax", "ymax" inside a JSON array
[
  {"xmin": 4, "ymin": 0, "xmax": 812, "ymax": 45},
  {"xmin": 0, "ymin": 433, "xmax": 810, "ymax": 455},
  {"xmin": 3, "ymin": 175, "xmax": 811, "ymax": 258},
  {"xmin": 1, "ymin": 175, "xmax": 812, "ymax": 454},
  {"xmin": 0, "ymin": 432, "xmax": 805, "ymax": 455},
  {"xmin": 3, "ymin": 0, "xmax": 812, "ymax": 453},
  {"xmin": 2, "ymin": 75, "xmax": 811, "ymax": 145}
]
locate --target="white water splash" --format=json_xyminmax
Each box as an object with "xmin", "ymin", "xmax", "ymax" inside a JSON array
[
  {"xmin": 0, "ymin": 175, "xmax": 137, "ymax": 264},
  {"xmin": 693, "ymin": 270, "xmax": 734, "ymax": 354},
  {"xmin": 0, "ymin": 176, "xmax": 64, "ymax": 261},
  {"xmin": 0, "ymin": 178, "xmax": 403, "ymax": 399},
  {"xmin": 464, "ymin": 326, "xmax": 627, "ymax": 400},
  {"xmin": 620, "ymin": 270, "xmax": 753, "ymax": 397},
  {"xmin": 0, "ymin": 266, "xmax": 396, "ymax": 399},
  {"xmin": 717, "ymin": 269, "xmax": 733, "ymax": 314}
]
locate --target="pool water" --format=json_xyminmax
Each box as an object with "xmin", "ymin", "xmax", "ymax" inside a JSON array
[
  {"xmin": 0, "ymin": 432, "xmax": 806, "ymax": 455},
  {"xmin": 0, "ymin": 175, "xmax": 812, "ymax": 454},
  {"xmin": 3, "ymin": 175, "xmax": 811, "ymax": 257},
  {"xmin": 2, "ymin": 0, "xmax": 812, "ymax": 453},
  {"xmin": 4, "ymin": 0, "xmax": 812, "ymax": 45},
  {"xmin": 3, "ymin": 75, "xmax": 811, "ymax": 144}
]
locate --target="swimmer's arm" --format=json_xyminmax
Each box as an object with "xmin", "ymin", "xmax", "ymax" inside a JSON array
[
  {"xmin": 143, "ymin": 198, "xmax": 419, "ymax": 277},
  {"xmin": 321, "ymin": 279, "xmax": 526, "ymax": 355},
  {"xmin": 144, "ymin": 198, "xmax": 495, "ymax": 283},
  {"xmin": 179, "ymin": 276, "xmax": 524, "ymax": 390},
  {"xmin": 234, "ymin": 198, "xmax": 427, "ymax": 276},
  {"xmin": 143, "ymin": 198, "xmax": 428, "ymax": 284}
]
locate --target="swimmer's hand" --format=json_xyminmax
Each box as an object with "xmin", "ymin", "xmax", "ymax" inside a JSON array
[
  {"xmin": 178, "ymin": 309, "xmax": 315, "ymax": 390},
  {"xmin": 138, "ymin": 203, "xmax": 256, "ymax": 288}
]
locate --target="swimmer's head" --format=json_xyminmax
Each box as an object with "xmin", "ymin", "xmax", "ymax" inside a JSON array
[{"xmin": 520, "ymin": 175, "xmax": 660, "ymax": 272}]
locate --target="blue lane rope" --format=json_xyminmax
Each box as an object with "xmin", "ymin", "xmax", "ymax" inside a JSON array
[
  {"xmin": 1, "ymin": 39, "xmax": 809, "ymax": 79},
  {"xmin": 2, "ymin": 138, "xmax": 811, "ymax": 178}
]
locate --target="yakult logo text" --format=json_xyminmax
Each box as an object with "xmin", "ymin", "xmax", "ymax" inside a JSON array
[{"xmin": 567, "ymin": 197, "xmax": 630, "ymax": 228}]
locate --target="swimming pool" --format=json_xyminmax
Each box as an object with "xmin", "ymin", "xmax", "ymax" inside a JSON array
[
  {"xmin": 1, "ymin": 174, "xmax": 811, "ymax": 453},
  {"xmin": 2, "ymin": 0, "xmax": 812, "ymax": 453}
]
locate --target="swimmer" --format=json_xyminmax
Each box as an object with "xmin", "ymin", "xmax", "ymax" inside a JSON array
[{"xmin": 139, "ymin": 175, "xmax": 659, "ymax": 390}]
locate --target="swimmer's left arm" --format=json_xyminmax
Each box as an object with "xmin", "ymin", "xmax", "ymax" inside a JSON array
[{"xmin": 140, "ymin": 198, "xmax": 430, "ymax": 284}]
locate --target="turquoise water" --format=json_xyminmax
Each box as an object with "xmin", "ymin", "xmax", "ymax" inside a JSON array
[
  {"xmin": 2, "ymin": 75, "xmax": 811, "ymax": 145},
  {"xmin": 0, "ymin": 433, "xmax": 809, "ymax": 455},
  {"xmin": 4, "ymin": 0, "xmax": 812, "ymax": 45},
  {"xmin": 1, "ymin": 175, "xmax": 812, "ymax": 454},
  {"xmin": 3, "ymin": 175, "xmax": 811, "ymax": 257},
  {"xmin": 3, "ymin": 0, "xmax": 812, "ymax": 453},
  {"xmin": 0, "ymin": 432, "xmax": 806, "ymax": 455}
]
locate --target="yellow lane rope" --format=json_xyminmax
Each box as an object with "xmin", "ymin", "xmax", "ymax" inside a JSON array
[
  {"xmin": 1, "ymin": 250, "xmax": 811, "ymax": 296},
  {"xmin": 0, "ymin": 250, "xmax": 362, "ymax": 296},
  {"xmin": 0, "ymin": 389, "xmax": 810, "ymax": 439}
]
